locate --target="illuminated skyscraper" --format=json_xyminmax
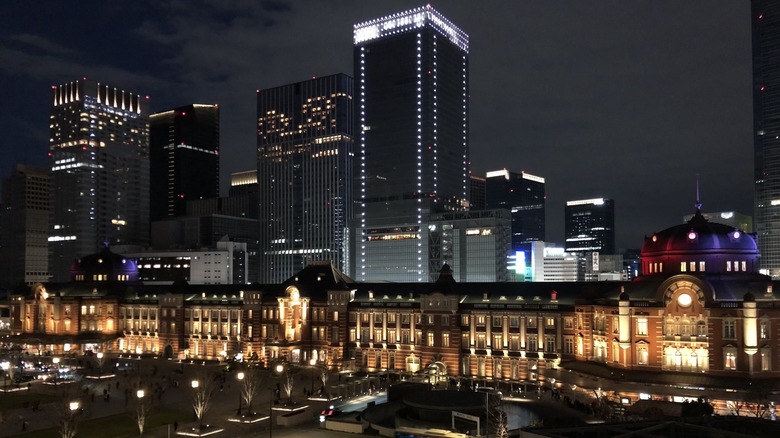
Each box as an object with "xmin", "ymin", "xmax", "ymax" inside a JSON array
[
  {"xmin": 484, "ymin": 169, "xmax": 546, "ymax": 247},
  {"xmin": 753, "ymin": 1, "xmax": 780, "ymax": 276},
  {"xmin": 564, "ymin": 198, "xmax": 615, "ymax": 255},
  {"xmin": 49, "ymin": 79, "xmax": 150, "ymax": 281},
  {"xmin": 256, "ymin": 74, "xmax": 354, "ymax": 283},
  {"xmin": 150, "ymin": 104, "xmax": 219, "ymax": 221},
  {"xmin": 354, "ymin": 5, "xmax": 469, "ymax": 282}
]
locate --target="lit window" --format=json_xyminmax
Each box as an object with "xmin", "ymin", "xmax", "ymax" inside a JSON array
[
  {"xmin": 725, "ymin": 351, "xmax": 737, "ymax": 370},
  {"xmin": 637, "ymin": 346, "xmax": 649, "ymax": 365},
  {"xmin": 680, "ymin": 262, "xmax": 686, "ymax": 272},
  {"xmin": 636, "ymin": 318, "xmax": 648, "ymax": 336},
  {"xmin": 742, "ymin": 261, "xmax": 747, "ymax": 271},
  {"xmin": 699, "ymin": 261, "xmax": 705, "ymax": 271},
  {"xmin": 726, "ymin": 261, "xmax": 731, "ymax": 272}
]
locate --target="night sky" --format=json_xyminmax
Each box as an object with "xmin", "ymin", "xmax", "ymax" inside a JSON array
[{"xmin": 0, "ymin": 1, "xmax": 753, "ymax": 251}]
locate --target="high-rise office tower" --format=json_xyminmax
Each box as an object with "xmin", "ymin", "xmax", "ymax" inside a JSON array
[
  {"xmin": 469, "ymin": 174, "xmax": 486, "ymax": 210},
  {"xmin": 564, "ymin": 198, "xmax": 615, "ymax": 255},
  {"xmin": 753, "ymin": 1, "xmax": 780, "ymax": 276},
  {"xmin": 150, "ymin": 104, "xmax": 219, "ymax": 221},
  {"xmin": 484, "ymin": 169, "xmax": 545, "ymax": 248},
  {"xmin": 256, "ymin": 74, "xmax": 354, "ymax": 283},
  {"xmin": 0, "ymin": 164, "xmax": 50, "ymax": 287},
  {"xmin": 354, "ymin": 6, "xmax": 469, "ymax": 282},
  {"xmin": 49, "ymin": 79, "xmax": 150, "ymax": 280}
]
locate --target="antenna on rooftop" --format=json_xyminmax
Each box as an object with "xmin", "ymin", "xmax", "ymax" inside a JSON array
[{"xmin": 695, "ymin": 174, "xmax": 702, "ymax": 212}]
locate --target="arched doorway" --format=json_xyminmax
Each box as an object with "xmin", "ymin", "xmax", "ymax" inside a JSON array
[{"xmin": 164, "ymin": 344, "xmax": 173, "ymax": 359}]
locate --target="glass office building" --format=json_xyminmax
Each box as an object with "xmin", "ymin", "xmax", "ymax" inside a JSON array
[
  {"xmin": 49, "ymin": 79, "xmax": 150, "ymax": 281},
  {"xmin": 564, "ymin": 198, "xmax": 615, "ymax": 255},
  {"xmin": 150, "ymin": 104, "xmax": 219, "ymax": 222},
  {"xmin": 256, "ymin": 74, "xmax": 354, "ymax": 283},
  {"xmin": 354, "ymin": 6, "xmax": 470, "ymax": 281},
  {"xmin": 753, "ymin": 0, "xmax": 780, "ymax": 276}
]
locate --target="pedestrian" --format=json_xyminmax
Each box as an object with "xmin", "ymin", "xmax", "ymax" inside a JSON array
[
  {"xmin": 21, "ymin": 421, "xmax": 26, "ymax": 432},
  {"xmin": 173, "ymin": 421, "xmax": 178, "ymax": 431}
]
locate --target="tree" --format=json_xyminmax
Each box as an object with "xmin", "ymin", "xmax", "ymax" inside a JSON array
[
  {"xmin": 239, "ymin": 363, "xmax": 265, "ymax": 415},
  {"xmin": 281, "ymin": 369, "xmax": 295, "ymax": 404},
  {"xmin": 190, "ymin": 370, "xmax": 217, "ymax": 430},
  {"xmin": 56, "ymin": 386, "xmax": 83, "ymax": 438},
  {"xmin": 133, "ymin": 389, "xmax": 152, "ymax": 436},
  {"xmin": 318, "ymin": 365, "xmax": 330, "ymax": 397}
]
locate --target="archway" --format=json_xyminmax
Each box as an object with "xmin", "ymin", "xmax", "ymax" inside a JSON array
[{"xmin": 163, "ymin": 344, "xmax": 174, "ymax": 359}]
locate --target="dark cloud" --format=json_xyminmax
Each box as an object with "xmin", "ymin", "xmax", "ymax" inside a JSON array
[{"xmin": 0, "ymin": 0, "xmax": 753, "ymax": 250}]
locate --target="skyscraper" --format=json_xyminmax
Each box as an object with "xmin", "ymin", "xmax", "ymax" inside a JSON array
[
  {"xmin": 150, "ymin": 104, "xmax": 219, "ymax": 222},
  {"xmin": 0, "ymin": 164, "xmax": 50, "ymax": 288},
  {"xmin": 753, "ymin": 1, "xmax": 780, "ymax": 276},
  {"xmin": 49, "ymin": 79, "xmax": 149, "ymax": 281},
  {"xmin": 256, "ymin": 74, "xmax": 354, "ymax": 283},
  {"xmin": 564, "ymin": 198, "xmax": 615, "ymax": 255},
  {"xmin": 354, "ymin": 5, "xmax": 469, "ymax": 282},
  {"xmin": 484, "ymin": 169, "xmax": 546, "ymax": 247}
]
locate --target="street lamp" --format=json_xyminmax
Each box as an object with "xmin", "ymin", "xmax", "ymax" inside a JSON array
[
  {"xmin": 236, "ymin": 372, "xmax": 245, "ymax": 415},
  {"xmin": 52, "ymin": 357, "xmax": 60, "ymax": 385},
  {"xmin": 1, "ymin": 361, "xmax": 9, "ymax": 392},
  {"xmin": 191, "ymin": 379, "xmax": 202, "ymax": 430},
  {"xmin": 309, "ymin": 358, "xmax": 316, "ymax": 395},
  {"xmin": 96, "ymin": 352, "xmax": 104, "ymax": 377}
]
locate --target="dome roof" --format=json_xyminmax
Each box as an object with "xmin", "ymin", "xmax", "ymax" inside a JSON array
[
  {"xmin": 70, "ymin": 246, "xmax": 138, "ymax": 282},
  {"xmin": 641, "ymin": 210, "xmax": 757, "ymax": 257}
]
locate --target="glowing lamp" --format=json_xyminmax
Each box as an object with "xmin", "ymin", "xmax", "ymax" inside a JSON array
[
  {"xmin": 733, "ymin": 231, "xmax": 741, "ymax": 239},
  {"xmin": 687, "ymin": 231, "xmax": 697, "ymax": 240}
]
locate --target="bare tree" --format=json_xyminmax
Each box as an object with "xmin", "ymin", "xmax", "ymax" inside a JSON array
[
  {"xmin": 282, "ymin": 369, "xmax": 295, "ymax": 404},
  {"xmin": 485, "ymin": 392, "xmax": 508, "ymax": 438},
  {"xmin": 318, "ymin": 365, "xmax": 330, "ymax": 397},
  {"xmin": 240, "ymin": 364, "xmax": 265, "ymax": 415},
  {"xmin": 191, "ymin": 370, "xmax": 217, "ymax": 430},
  {"xmin": 132, "ymin": 389, "xmax": 152, "ymax": 436},
  {"xmin": 727, "ymin": 400, "xmax": 746, "ymax": 417},
  {"xmin": 56, "ymin": 386, "xmax": 84, "ymax": 438}
]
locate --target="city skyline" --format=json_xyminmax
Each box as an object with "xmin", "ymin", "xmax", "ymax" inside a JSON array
[{"xmin": 0, "ymin": 0, "xmax": 752, "ymax": 250}]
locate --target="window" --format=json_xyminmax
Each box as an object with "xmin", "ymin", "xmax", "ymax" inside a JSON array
[
  {"xmin": 637, "ymin": 346, "xmax": 649, "ymax": 365},
  {"xmin": 696, "ymin": 321, "xmax": 707, "ymax": 337},
  {"xmin": 402, "ymin": 314, "xmax": 410, "ymax": 324},
  {"xmin": 493, "ymin": 334, "xmax": 503, "ymax": 349},
  {"xmin": 374, "ymin": 329, "xmax": 383, "ymax": 342},
  {"xmin": 349, "ymin": 328, "xmax": 356, "ymax": 342},
  {"xmin": 476, "ymin": 334, "xmax": 486, "ymax": 349},
  {"xmin": 527, "ymin": 318, "xmax": 537, "ymax": 329},
  {"xmin": 742, "ymin": 261, "xmax": 747, "ymax": 271},
  {"xmin": 612, "ymin": 316, "xmax": 619, "ymax": 334},
  {"xmin": 761, "ymin": 347, "xmax": 771, "ymax": 371},
  {"xmin": 374, "ymin": 313, "xmax": 383, "ymax": 324},
  {"xmin": 461, "ymin": 315, "xmax": 469, "ymax": 326},
  {"xmin": 510, "ymin": 335, "xmax": 520, "ymax": 351},
  {"xmin": 387, "ymin": 313, "xmax": 395, "ymax": 323},
  {"xmin": 493, "ymin": 316, "xmax": 502, "ymax": 327},
  {"xmin": 699, "ymin": 261, "xmax": 705, "ymax": 271},
  {"xmin": 723, "ymin": 320, "xmax": 736, "ymax": 339},
  {"xmin": 636, "ymin": 318, "xmax": 648, "ymax": 336},
  {"xmin": 527, "ymin": 335, "xmax": 537, "ymax": 352},
  {"xmin": 760, "ymin": 319, "xmax": 770, "ymax": 340},
  {"xmin": 545, "ymin": 336, "xmax": 556, "ymax": 353},
  {"xmin": 680, "ymin": 262, "xmax": 687, "ymax": 272},
  {"xmin": 462, "ymin": 333, "xmax": 470, "ymax": 348},
  {"xmin": 563, "ymin": 317, "xmax": 574, "ymax": 330},
  {"xmin": 441, "ymin": 315, "xmax": 449, "ymax": 326},
  {"xmin": 477, "ymin": 315, "xmax": 486, "ymax": 326},
  {"xmin": 725, "ymin": 351, "xmax": 737, "ymax": 370},
  {"xmin": 546, "ymin": 317, "xmax": 555, "ymax": 328},
  {"xmin": 427, "ymin": 332, "xmax": 435, "ymax": 347},
  {"xmin": 726, "ymin": 261, "xmax": 731, "ymax": 272},
  {"xmin": 510, "ymin": 317, "xmax": 519, "ymax": 328},
  {"xmin": 442, "ymin": 332, "xmax": 450, "ymax": 347},
  {"xmin": 564, "ymin": 337, "xmax": 573, "ymax": 354},
  {"xmin": 427, "ymin": 315, "xmax": 434, "ymax": 325}
]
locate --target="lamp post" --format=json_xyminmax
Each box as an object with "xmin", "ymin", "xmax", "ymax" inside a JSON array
[
  {"xmin": 96, "ymin": 352, "xmax": 103, "ymax": 377},
  {"xmin": 236, "ymin": 371, "xmax": 245, "ymax": 415},
  {"xmin": 1, "ymin": 361, "xmax": 9, "ymax": 392},
  {"xmin": 310, "ymin": 358, "xmax": 317, "ymax": 395},
  {"xmin": 52, "ymin": 357, "xmax": 60, "ymax": 386},
  {"xmin": 191, "ymin": 379, "xmax": 201, "ymax": 430},
  {"xmin": 136, "ymin": 389, "xmax": 148, "ymax": 436}
]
